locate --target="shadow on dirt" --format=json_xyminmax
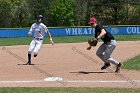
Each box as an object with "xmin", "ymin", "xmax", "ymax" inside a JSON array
[{"xmin": 70, "ymin": 71, "xmax": 113, "ymax": 74}]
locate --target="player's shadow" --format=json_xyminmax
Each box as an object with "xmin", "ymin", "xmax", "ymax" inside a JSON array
[
  {"xmin": 70, "ymin": 71, "xmax": 113, "ymax": 74},
  {"xmin": 17, "ymin": 63, "xmax": 35, "ymax": 65},
  {"xmin": 17, "ymin": 63, "xmax": 46, "ymax": 65}
]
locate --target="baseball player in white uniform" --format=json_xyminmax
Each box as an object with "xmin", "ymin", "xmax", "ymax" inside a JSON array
[{"xmin": 26, "ymin": 15, "xmax": 54, "ymax": 65}]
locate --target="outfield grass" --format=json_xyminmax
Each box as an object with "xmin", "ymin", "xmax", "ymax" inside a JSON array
[
  {"xmin": 114, "ymin": 35, "xmax": 140, "ymax": 41},
  {"xmin": 0, "ymin": 36, "xmax": 92, "ymax": 46},
  {"xmin": 0, "ymin": 87, "xmax": 139, "ymax": 93},
  {"xmin": 123, "ymin": 55, "xmax": 140, "ymax": 70},
  {"xmin": 0, "ymin": 35, "xmax": 140, "ymax": 46}
]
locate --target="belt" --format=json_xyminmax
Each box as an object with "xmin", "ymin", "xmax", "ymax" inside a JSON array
[{"xmin": 34, "ymin": 37, "xmax": 43, "ymax": 40}]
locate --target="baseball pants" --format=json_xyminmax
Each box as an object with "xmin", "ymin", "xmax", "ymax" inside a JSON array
[
  {"xmin": 96, "ymin": 40, "xmax": 119, "ymax": 66},
  {"xmin": 28, "ymin": 39, "xmax": 43, "ymax": 55}
]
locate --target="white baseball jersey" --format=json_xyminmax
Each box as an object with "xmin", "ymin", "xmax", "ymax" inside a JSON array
[
  {"xmin": 28, "ymin": 22, "xmax": 49, "ymax": 55},
  {"xmin": 29, "ymin": 23, "xmax": 49, "ymax": 39}
]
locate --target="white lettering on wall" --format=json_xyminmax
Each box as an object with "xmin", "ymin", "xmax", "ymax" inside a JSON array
[
  {"xmin": 66, "ymin": 28, "xmax": 71, "ymax": 35},
  {"xmin": 88, "ymin": 28, "xmax": 94, "ymax": 34},
  {"xmin": 65, "ymin": 28, "xmax": 94, "ymax": 35},
  {"xmin": 78, "ymin": 28, "xmax": 82, "ymax": 35},
  {"xmin": 83, "ymin": 28, "xmax": 88, "ymax": 35},
  {"xmin": 127, "ymin": 27, "xmax": 140, "ymax": 34},
  {"xmin": 72, "ymin": 28, "xmax": 77, "ymax": 35}
]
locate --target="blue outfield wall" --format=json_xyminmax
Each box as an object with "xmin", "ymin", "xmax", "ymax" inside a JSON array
[{"xmin": 0, "ymin": 26, "xmax": 140, "ymax": 37}]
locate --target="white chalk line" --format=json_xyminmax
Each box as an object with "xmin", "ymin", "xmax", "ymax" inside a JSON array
[
  {"xmin": 0, "ymin": 80, "xmax": 44, "ymax": 83},
  {"xmin": 0, "ymin": 80, "xmax": 140, "ymax": 83},
  {"xmin": 67, "ymin": 80, "xmax": 140, "ymax": 83}
]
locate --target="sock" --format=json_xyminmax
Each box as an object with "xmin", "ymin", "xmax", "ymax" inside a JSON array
[{"xmin": 28, "ymin": 53, "xmax": 31, "ymax": 63}]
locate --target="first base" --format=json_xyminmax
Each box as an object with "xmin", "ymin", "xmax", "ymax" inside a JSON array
[{"xmin": 44, "ymin": 77, "xmax": 63, "ymax": 82}]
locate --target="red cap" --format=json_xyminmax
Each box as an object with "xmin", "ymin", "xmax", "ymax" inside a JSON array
[{"xmin": 88, "ymin": 17, "xmax": 97, "ymax": 24}]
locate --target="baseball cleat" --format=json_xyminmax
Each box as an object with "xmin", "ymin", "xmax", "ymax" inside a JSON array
[
  {"xmin": 34, "ymin": 55, "xmax": 37, "ymax": 57},
  {"xmin": 101, "ymin": 63, "xmax": 111, "ymax": 70},
  {"xmin": 25, "ymin": 61, "xmax": 31, "ymax": 65},
  {"xmin": 115, "ymin": 63, "xmax": 122, "ymax": 73}
]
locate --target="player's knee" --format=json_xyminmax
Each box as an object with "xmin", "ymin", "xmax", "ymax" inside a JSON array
[
  {"xmin": 33, "ymin": 51, "xmax": 38, "ymax": 57},
  {"xmin": 104, "ymin": 56, "xmax": 110, "ymax": 61},
  {"xmin": 96, "ymin": 52, "xmax": 103, "ymax": 57}
]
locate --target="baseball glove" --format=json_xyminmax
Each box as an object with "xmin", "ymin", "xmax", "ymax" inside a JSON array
[{"xmin": 88, "ymin": 38, "xmax": 98, "ymax": 46}]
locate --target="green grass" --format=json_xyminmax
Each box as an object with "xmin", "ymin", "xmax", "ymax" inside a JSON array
[
  {"xmin": 123, "ymin": 55, "xmax": 140, "ymax": 70},
  {"xmin": 0, "ymin": 36, "xmax": 92, "ymax": 46},
  {"xmin": 114, "ymin": 35, "xmax": 140, "ymax": 41},
  {"xmin": 0, "ymin": 88, "xmax": 139, "ymax": 93},
  {"xmin": 0, "ymin": 37, "xmax": 31, "ymax": 46},
  {"xmin": 0, "ymin": 35, "xmax": 140, "ymax": 46}
]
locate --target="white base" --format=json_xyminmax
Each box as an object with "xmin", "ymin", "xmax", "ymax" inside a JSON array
[{"xmin": 44, "ymin": 77, "xmax": 63, "ymax": 82}]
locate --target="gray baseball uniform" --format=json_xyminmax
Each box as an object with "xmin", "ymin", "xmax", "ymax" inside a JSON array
[
  {"xmin": 88, "ymin": 17, "xmax": 122, "ymax": 73},
  {"xmin": 95, "ymin": 25, "xmax": 119, "ymax": 66}
]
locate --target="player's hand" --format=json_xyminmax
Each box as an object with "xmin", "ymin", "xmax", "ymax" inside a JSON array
[
  {"xmin": 50, "ymin": 40, "xmax": 54, "ymax": 45},
  {"xmin": 28, "ymin": 32, "xmax": 32, "ymax": 36},
  {"xmin": 93, "ymin": 38, "xmax": 98, "ymax": 41},
  {"xmin": 50, "ymin": 38, "xmax": 54, "ymax": 45},
  {"xmin": 87, "ymin": 46, "xmax": 92, "ymax": 50}
]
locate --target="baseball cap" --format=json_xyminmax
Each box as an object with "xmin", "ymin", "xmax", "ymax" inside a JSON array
[
  {"xmin": 37, "ymin": 15, "xmax": 43, "ymax": 20},
  {"xmin": 88, "ymin": 17, "xmax": 97, "ymax": 24}
]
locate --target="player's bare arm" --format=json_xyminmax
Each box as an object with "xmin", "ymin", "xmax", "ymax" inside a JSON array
[
  {"xmin": 47, "ymin": 31, "xmax": 54, "ymax": 45},
  {"xmin": 96, "ymin": 29, "xmax": 106, "ymax": 39}
]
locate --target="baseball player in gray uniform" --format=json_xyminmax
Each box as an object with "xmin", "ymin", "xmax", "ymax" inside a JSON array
[
  {"xmin": 87, "ymin": 17, "xmax": 122, "ymax": 73},
  {"xmin": 26, "ymin": 15, "xmax": 54, "ymax": 65}
]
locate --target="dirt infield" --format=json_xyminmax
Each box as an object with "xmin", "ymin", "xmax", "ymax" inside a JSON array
[{"xmin": 0, "ymin": 41, "xmax": 140, "ymax": 88}]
